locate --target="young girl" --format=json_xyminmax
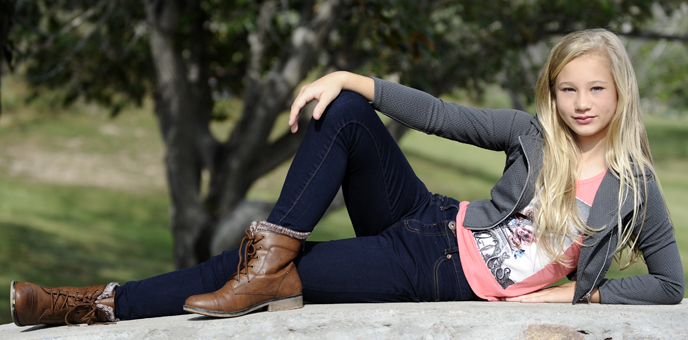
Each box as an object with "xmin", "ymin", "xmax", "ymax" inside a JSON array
[{"xmin": 11, "ymin": 28, "xmax": 684, "ymax": 326}]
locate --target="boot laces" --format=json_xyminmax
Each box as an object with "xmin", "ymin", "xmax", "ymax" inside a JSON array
[
  {"xmin": 234, "ymin": 229, "xmax": 264, "ymax": 283},
  {"xmin": 48, "ymin": 287, "xmax": 102, "ymax": 325}
]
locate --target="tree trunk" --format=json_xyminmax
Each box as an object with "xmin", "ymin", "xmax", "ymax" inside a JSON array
[
  {"xmin": 144, "ymin": 0, "xmax": 214, "ymax": 269},
  {"xmin": 0, "ymin": 0, "xmax": 17, "ymax": 116},
  {"xmin": 144, "ymin": 0, "xmax": 358, "ymax": 268}
]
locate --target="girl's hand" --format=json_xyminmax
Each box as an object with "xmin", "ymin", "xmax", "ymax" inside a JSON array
[
  {"xmin": 289, "ymin": 71, "xmax": 374, "ymax": 133},
  {"xmin": 503, "ymin": 282, "xmax": 599, "ymax": 303}
]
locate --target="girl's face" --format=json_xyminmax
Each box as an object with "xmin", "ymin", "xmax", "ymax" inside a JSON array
[{"xmin": 554, "ymin": 53, "xmax": 618, "ymax": 147}]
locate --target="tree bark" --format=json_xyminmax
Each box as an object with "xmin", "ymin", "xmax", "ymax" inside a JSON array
[
  {"xmin": 0, "ymin": 0, "xmax": 17, "ymax": 116},
  {"xmin": 143, "ymin": 0, "xmax": 350, "ymax": 268},
  {"xmin": 144, "ymin": 0, "xmax": 214, "ymax": 269}
]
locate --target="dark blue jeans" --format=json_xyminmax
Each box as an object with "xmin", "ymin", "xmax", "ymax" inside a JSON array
[{"xmin": 114, "ymin": 91, "xmax": 477, "ymax": 320}]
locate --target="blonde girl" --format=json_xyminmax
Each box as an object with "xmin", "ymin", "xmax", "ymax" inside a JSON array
[{"xmin": 11, "ymin": 29, "xmax": 684, "ymax": 327}]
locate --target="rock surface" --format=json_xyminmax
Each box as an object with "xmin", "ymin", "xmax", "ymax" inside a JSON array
[{"xmin": 1, "ymin": 300, "xmax": 686, "ymax": 339}]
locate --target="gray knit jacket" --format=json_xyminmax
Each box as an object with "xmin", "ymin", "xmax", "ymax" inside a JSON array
[{"xmin": 372, "ymin": 78, "xmax": 685, "ymax": 304}]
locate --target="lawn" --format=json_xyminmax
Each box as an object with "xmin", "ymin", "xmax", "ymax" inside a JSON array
[{"xmin": 0, "ymin": 75, "xmax": 686, "ymax": 325}]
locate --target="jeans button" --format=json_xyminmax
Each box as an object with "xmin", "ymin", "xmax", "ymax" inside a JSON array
[
  {"xmin": 446, "ymin": 254, "xmax": 452, "ymax": 259},
  {"xmin": 448, "ymin": 221, "xmax": 456, "ymax": 230}
]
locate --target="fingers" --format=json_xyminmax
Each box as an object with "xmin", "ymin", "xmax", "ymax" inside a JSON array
[
  {"xmin": 504, "ymin": 291, "xmax": 542, "ymax": 303},
  {"xmin": 312, "ymin": 90, "xmax": 339, "ymax": 120},
  {"xmin": 503, "ymin": 286, "xmax": 565, "ymax": 303},
  {"xmin": 289, "ymin": 85, "xmax": 317, "ymax": 133},
  {"xmin": 516, "ymin": 293, "xmax": 547, "ymax": 303},
  {"xmin": 288, "ymin": 80, "xmax": 342, "ymax": 133}
]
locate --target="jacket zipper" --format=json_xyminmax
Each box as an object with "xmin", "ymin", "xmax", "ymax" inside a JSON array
[
  {"xmin": 514, "ymin": 136, "xmax": 609, "ymax": 304},
  {"xmin": 581, "ymin": 235, "xmax": 613, "ymax": 304},
  {"xmin": 482, "ymin": 136, "xmax": 533, "ymax": 230}
]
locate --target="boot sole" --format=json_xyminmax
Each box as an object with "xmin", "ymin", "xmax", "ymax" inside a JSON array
[
  {"xmin": 10, "ymin": 281, "xmax": 23, "ymax": 327},
  {"xmin": 183, "ymin": 294, "xmax": 303, "ymax": 318}
]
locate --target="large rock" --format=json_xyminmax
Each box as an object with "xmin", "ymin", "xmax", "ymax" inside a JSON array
[{"xmin": 1, "ymin": 300, "xmax": 686, "ymax": 339}]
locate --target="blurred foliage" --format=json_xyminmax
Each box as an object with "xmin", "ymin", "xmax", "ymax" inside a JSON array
[
  {"xmin": 5, "ymin": 0, "xmax": 686, "ymax": 115},
  {"xmin": 629, "ymin": 3, "xmax": 688, "ymax": 115},
  {"xmin": 3, "ymin": 0, "xmax": 687, "ymax": 266}
]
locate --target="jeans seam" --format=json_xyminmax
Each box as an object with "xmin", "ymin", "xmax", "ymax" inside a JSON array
[
  {"xmin": 445, "ymin": 225, "xmax": 463, "ymax": 300},
  {"xmin": 433, "ymin": 255, "xmax": 452, "ymax": 301}
]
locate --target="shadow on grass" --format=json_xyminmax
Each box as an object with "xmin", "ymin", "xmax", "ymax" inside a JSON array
[{"xmin": 0, "ymin": 221, "xmax": 113, "ymax": 284}]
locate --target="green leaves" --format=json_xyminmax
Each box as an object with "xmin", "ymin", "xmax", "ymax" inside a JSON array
[{"xmin": 6, "ymin": 0, "xmax": 687, "ymax": 115}]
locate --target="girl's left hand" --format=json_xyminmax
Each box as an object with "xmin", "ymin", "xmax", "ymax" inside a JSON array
[
  {"xmin": 289, "ymin": 71, "xmax": 374, "ymax": 133},
  {"xmin": 504, "ymin": 282, "xmax": 594, "ymax": 303}
]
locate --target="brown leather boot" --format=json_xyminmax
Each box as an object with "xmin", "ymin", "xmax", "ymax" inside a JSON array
[
  {"xmin": 184, "ymin": 221, "xmax": 309, "ymax": 317},
  {"xmin": 10, "ymin": 281, "xmax": 119, "ymax": 326}
]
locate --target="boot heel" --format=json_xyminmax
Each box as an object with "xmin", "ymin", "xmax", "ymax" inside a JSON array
[
  {"xmin": 10, "ymin": 281, "xmax": 22, "ymax": 327},
  {"xmin": 267, "ymin": 295, "xmax": 303, "ymax": 312}
]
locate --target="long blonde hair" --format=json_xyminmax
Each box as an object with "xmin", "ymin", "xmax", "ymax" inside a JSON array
[{"xmin": 534, "ymin": 28, "xmax": 663, "ymax": 267}]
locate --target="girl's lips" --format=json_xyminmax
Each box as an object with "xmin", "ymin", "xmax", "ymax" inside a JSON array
[{"xmin": 574, "ymin": 116, "xmax": 595, "ymax": 124}]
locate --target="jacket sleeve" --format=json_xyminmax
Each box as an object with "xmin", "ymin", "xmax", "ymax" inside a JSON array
[
  {"xmin": 596, "ymin": 178, "xmax": 685, "ymax": 304},
  {"xmin": 371, "ymin": 77, "xmax": 534, "ymax": 152}
]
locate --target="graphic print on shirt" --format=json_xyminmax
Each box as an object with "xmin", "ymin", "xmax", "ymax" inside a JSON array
[{"xmin": 473, "ymin": 197, "xmax": 591, "ymax": 289}]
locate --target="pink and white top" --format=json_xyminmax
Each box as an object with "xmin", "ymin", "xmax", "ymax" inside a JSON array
[{"xmin": 456, "ymin": 170, "xmax": 606, "ymax": 301}]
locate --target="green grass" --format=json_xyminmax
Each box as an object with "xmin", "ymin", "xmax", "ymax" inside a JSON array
[
  {"xmin": 0, "ymin": 75, "xmax": 687, "ymax": 325},
  {"xmin": 0, "ymin": 75, "xmax": 172, "ymax": 324},
  {"xmin": 0, "ymin": 178, "xmax": 173, "ymax": 325}
]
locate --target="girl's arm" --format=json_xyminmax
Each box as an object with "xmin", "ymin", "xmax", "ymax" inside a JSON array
[
  {"xmin": 504, "ymin": 282, "xmax": 601, "ymax": 303},
  {"xmin": 370, "ymin": 77, "xmax": 534, "ymax": 151},
  {"xmin": 289, "ymin": 71, "xmax": 373, "ymax": 133},
  {"xmin": 508, "ymin": 178, "xmax": 684, "ymax": 304},
  {"xmin": 290, "ymin": 72, "xmax": 535, "ymax": 152},
  {"xmin": 594, "ymin": 179, "xmax": 685, "ymax": 304}
]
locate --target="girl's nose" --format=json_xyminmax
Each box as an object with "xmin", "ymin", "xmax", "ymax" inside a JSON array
[{"xmin": 575, "ymin": 93, "xmax": 592, "ymax": 112}]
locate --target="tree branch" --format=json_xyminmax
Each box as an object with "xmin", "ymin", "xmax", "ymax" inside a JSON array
[
  {"xmin": 250, "ymin": 128, "xmax": 305, "ymax": 183},
  {"xmin": 541, "ymin": 27, "xmax": 688, "ymax": 43},
  {"xmin": 228, "ymin": 0, "xmax": 344, "ymax": 153},
  {"xmin": 250, "ymin": 101, "xmax": 314, "ymax": 181},
  {"xmin": 615, "ymin": 30, "xmax": 688, "ymax": 43},
  {"xmin": 246, "ymin": 0, "xmax": 277, "ymax": 86},
  {"xmin": 1, "ymin": 0, "xmax": 18, "ymax": 116},
  {"xmin": 27, "ymin": 0, "xmax": 115, "ymax": 82},
  {"xmin": 120, "ymin": 22, "xmax": 146, "ymax": 60},
  {"xmin": 17, "ymin": 0, "xmax": 109, "ymax": 64}
]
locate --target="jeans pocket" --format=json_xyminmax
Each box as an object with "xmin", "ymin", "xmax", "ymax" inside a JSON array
[{"xmin": 403, "ymin": 219, "xmax": 444, "ymax": 236}]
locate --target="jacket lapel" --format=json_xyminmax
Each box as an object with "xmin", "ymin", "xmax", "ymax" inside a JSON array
[
  {"xmin": 574, "ymin": 171, "xmax": 644, "ymax": 302},
  {"xmin": 585, "ymin": 171, "xmax": 643, "ymax": 243}
]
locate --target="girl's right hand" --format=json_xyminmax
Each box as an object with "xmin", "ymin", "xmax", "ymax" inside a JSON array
[{"xmin": 289, "ymin": 71, "xmax": 374, "ymax": 133}]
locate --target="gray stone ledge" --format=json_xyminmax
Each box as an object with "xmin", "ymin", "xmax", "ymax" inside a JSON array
[{"xmin": 1, "ymin": 300, "xmax": 687, "ymax": 340}]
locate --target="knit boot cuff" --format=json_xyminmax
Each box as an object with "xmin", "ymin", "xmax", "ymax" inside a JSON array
[
  {"xmin": 250, "ymin": 221, "xmax": 310, "ymax": 241},
  {"xmin": 96, "ymin": 282, "xmax": 120, "ymax": 322}
]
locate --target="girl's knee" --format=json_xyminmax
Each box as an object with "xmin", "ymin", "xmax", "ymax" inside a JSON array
[{"xmin": 323, "ymin": 90, "xmax": 374, "ymax": 119}]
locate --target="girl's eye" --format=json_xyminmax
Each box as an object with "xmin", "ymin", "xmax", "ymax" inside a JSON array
[
  {"xmin": 592, "ymin": 86, "xmax": 603, "ymax": 92},
  {"xmin": 561, "ymin": 87, "xmax": 574, "ymax": 93}
]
